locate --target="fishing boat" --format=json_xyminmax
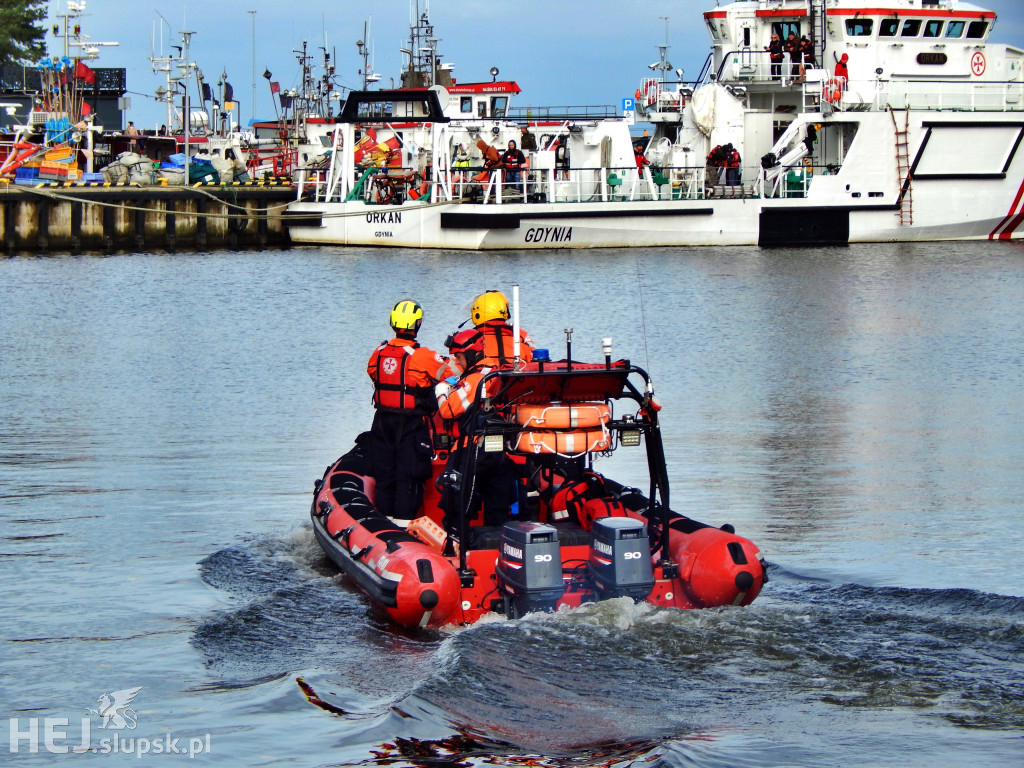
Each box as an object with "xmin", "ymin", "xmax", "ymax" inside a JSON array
[
  {"xmin": 310, "ymin": 329, "xmax": 766, "ymax": 629},
  {"xmin": 286, "ymin": 0, "xmax": 1024, "ymax": 248}
]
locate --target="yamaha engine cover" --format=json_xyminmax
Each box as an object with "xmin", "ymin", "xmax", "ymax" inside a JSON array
[
  {"xmin": 495, "ymin": 521, "xmax": 565, "ymax": 618},
  {"xmin": 587, "ymin": 517, "xmax": 655, "ymax": 601}
]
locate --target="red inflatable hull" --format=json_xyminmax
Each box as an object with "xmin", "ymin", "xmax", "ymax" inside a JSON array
[{"xmin": 311, "ymin": 460, "xmax": 764, "ymax": 628}]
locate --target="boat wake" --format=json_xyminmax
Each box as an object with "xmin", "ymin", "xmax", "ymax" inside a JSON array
[{"xmin": 191, "ymin": 530, "xmax": 1024, "ymax": 766}]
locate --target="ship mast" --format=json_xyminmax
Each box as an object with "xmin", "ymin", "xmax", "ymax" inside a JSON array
[{"xmin": 401, "ymin": 0, "xmax": 451, "ymax": 89}]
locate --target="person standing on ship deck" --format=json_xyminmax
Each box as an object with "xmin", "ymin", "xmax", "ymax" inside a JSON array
[
  {"xmin": 799, "ymin": 35, "xmax": 816, "ymax": 79},
  {"xmin": 834, "ymin": 53, "xmax": 850, "ymax": 89},
  {"xmin": 519, "ymin": 126, "xmax": 537, "ymax": 152},
  {"xmin": 766, "ymin": 33, "xmax": 784, "ymax": 81},
  {"xmin": 725, "ymin": 144, "xmax": 742, "ymax": 186},
  {"xmin": 785, "ymin": 32, "xmax": 802, "ymax": 80},
  {"xmin": 501, "ymin": 139, "xmax": 526, "ymax": 184}
]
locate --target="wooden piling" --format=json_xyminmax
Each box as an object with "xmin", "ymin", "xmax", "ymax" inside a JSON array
[{"xmin": 0, "ymin": 183, "xmax": 294, "ymax": 254}]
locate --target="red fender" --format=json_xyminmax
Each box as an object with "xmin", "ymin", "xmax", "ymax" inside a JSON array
[
  {"xmin": 321, "ymin": 472, "xmax": 461, "ymax": 628},
  {"xmin": 667, "ymin": 526, "xmax": 764, "ymax": 608}
]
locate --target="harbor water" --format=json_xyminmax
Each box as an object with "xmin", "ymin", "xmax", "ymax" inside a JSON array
[{"xmin": 2, "ymin": 242, "xmax": 1022, "ymax": 766}]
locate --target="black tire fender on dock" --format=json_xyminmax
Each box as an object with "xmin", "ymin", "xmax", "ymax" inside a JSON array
[{"xmin": 227, "ymin": 209, "xmax": 250, "ymax": 233}]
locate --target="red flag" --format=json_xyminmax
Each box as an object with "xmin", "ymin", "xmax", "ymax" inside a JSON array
[
  {"xmin": 269, "ymin": 81, "xmax": 281, "ymax": 94},
  {"xmin": 81, "ymin": 101, "xmax": 92, "ymax": 115},
  {"xmin": 75, "ymin": 60, "xmax": 95, "ymax": 84}
]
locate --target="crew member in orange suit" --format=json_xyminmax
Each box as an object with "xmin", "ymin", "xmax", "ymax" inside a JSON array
[
  {"xmin": 367, "ymin": 299, "xmax": 454, "ymax": 519},
  {"xmin": 435, "ymin": 328, "xmax": 516, "ymax": 528},
  {"xmin": 468, "ymin": 289, "xmax": 535, "ymax": 367}
]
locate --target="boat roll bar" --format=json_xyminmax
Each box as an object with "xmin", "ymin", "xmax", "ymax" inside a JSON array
[{"xmin": 446, "ymin": 358, "xmax": 677, "ymax": 581}]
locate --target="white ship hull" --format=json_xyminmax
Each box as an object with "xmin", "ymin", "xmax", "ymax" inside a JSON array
[{"xmin": 285, "ymin": 0, "xmax": 1024, "ymax": 249}]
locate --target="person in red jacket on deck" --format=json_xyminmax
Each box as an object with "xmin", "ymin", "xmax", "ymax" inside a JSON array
[
  {"xmin": 634, "ymin": 142, "xmax": 651, "ymax": 178},
  {"xmin": 501, "ymin": 139, "xmax": 526, "ymax": 184},
  {"xmin": 834, "ymin": 52, "xmax": 850, "ymax": 89},
  {"xmin": 366, "ymin": 299, "xmax": 454, "ymax": 520},
  {"xmin": 467, "ymin": 289, "xmax": 534, "ymax": 367}
]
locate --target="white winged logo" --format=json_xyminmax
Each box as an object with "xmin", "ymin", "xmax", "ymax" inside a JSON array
[{"xmin": 86, "ymin": 686, "xmax": 142, "ymax": 729}]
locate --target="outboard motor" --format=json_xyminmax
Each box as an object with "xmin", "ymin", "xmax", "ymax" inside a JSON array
[
  {"xmin": 587, "ymin": 517, "xmax": 655, "ymax": 601},
  {"xmin": 495, "ymin": 522, "xmax": 565, "ymax": 618}
]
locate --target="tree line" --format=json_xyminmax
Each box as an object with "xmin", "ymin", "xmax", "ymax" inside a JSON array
[{"xmin": 0, "ymin": 1, "xmax": 48, "ymax": 65}]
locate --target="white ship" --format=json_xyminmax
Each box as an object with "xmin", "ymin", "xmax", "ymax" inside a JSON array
[{"xmin": 285, "ymin": 0, "xmax": 1024, "ymax": 248}]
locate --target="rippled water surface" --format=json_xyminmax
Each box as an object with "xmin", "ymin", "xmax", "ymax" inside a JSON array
[{"xmin": 2, "ymin": 243, "xmax": 1023, "ymax": 766}]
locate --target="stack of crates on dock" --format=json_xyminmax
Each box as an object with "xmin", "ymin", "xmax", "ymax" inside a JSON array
[
  {"xmin": 38, "ymin": 147, "xmax": 80, "ymax": 183},
  {"xmin": 14, "ymin": 165, "xmax": 41, "ymax": 185}
]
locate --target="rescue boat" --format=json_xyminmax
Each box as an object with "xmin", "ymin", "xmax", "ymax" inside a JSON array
[{"xmin": 310, "ymin": 334, "xmax": 766, "ymax": 629}]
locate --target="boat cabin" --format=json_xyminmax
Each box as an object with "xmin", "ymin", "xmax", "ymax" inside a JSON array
[
  {"xmin": 439, "ymin": 81, "xmax": 522, "ymax": 120},
  {"xmin": 703, "ymin": 0, "xmax": 1022, "ymax": 87}
]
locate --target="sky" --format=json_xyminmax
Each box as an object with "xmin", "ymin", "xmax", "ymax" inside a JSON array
[{"xmin": 43, "ymin": 0, "xmax": 1024, "ymax": 131}]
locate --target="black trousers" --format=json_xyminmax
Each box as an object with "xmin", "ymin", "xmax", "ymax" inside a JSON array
[
  {"xmin": 367, "ymin": 411, "xmax": 433, "ymax": 519},
  {"xmin": 441, "ymin": 443, "xmax": 517, "ymax": 529}
]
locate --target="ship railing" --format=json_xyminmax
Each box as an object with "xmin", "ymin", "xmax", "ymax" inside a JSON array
[
  {"xmin": 874, "ymin": 79, "xmax": 1024, "ymax": 113},
  {"xmin": 299, "ymin": 162, "xmax": 773, "ymax": 205},
  {"xmin": 713, "ymin": 49, "xmax": 816, "ymax": 88},
  {"xmin": 507, "ymin": 105, "xmax": 618, "ymax": 121},
  {"xmin": 450, "ymin": 164, "xmax": 768, "ymax": 203},
  {"xmin": 762, "ymin": 162, "xmax": 840, "ymax": 199}
]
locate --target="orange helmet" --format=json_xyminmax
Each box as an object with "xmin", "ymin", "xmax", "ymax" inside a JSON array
[{"xmin": 470, "ymin": 290, "xmax": 509, "ymax": 325}]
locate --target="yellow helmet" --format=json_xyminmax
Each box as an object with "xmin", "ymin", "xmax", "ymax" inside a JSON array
[
  {"xmin": 390, "ymin": 299, "xmax": 423, "ymax": 332},
  {"xmin": 470, "ymin": 290, "xmax": 509, "ymax": 325}
]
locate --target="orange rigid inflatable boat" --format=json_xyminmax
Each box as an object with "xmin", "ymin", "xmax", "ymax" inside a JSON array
[{"xmin": 311, "ymin": 345, "xmax": 766, "ymax": 629}]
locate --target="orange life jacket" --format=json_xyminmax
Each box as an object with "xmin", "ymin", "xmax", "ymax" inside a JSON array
[
  {"xmin": 478, "ymin": 322, "xmax": 534, "ymax": 366},
  {"xmin": 370, "ymin": 343, "xmax": 437, "ymax": 414}
]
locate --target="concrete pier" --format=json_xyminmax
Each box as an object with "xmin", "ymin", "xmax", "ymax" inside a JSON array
[{"xmin": 0, "ymin": 182, "xmax": 296, "ymax": 254}]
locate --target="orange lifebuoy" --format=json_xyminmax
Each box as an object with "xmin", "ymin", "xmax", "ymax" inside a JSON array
[
  {"xmin": 512, "ymin": 428, "xmax": 611, "ymax": 457},
  {"xmin": 515, "ymin": 402, "xmax": 610, "ymax": 430},
  {"xmin": 822, "ymin": 78, "xmax": 842, "ymax": 103}
]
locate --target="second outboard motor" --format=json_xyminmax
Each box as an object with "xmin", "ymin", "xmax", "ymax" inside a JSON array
[
  {"xmin": 495, "ymin": 521, "xmax": 565, "ymax": 618},
  {"xmin": 587, "ymin": 517, "xmax": 655, "ymax": 601}
]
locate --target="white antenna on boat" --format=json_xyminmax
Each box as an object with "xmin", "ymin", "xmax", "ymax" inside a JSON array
[{"xmin": 512, "ymin": 284, "xmax": 522, "ymax": 371}]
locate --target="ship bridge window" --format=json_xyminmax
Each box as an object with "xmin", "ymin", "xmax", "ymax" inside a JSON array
[
  {"xmin": 773, "ymin": 21, "xmax": 800, "ymax": 41},
  {"xmin": 879, "ymin": 19, "xmax": 899, "ymax": 37},
  {"xmin": 460, "ymin": 96, "xmax": 472, "ymax": 114},
  {"xmin": 706, "ymin": 18, "xmax": 720, "ymax": 40},
  {"xmin": 924, "ymin": 20, "xmax": 943, "ymax": 38},
  {"xmin": 945, "ymin": 21, "xmax": 965, "ymax": 38},
  {"xmin": 966, "ymin": 21, "xmax": 989, "ymax": 39},
  {"xmin": 901, "ymin": 20, "xmax": 922, "ymax": 37},
  {"xmin": 846, "ymin": 19, "xmax": 873, "ymax": 37},
  {"xmin": 491, "ymin": 96, "xmax": 508, "ymax": 118}
]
